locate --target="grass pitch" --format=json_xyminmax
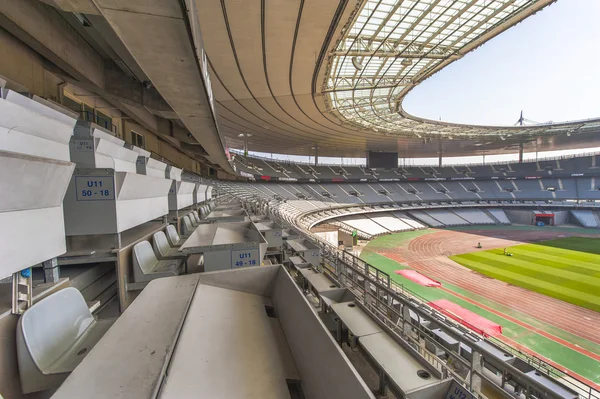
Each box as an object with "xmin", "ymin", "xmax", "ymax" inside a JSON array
[{"xmin": 450, "ymin": 237, "xmax": 600, "ymax": 312}]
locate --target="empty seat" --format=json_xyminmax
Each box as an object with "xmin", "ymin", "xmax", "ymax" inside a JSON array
[
  {"xmin": 166, "ymin": 224, "xmax": 184, "ymax": 247},
  {"xmin": 152, "ymin": 231, "xmax": 186, "ymax": 259},
  {"xmin": 192, "ymin": 210, "xmax": 201, "ymax": 222},
  {"xmin": 16, "ymin": 287, "xmax": 115, "ymax": 393},
  {"xmin": 182, "ymin": 215, "xmax": 196, "ymax": 236},
  {"xmin": 188, "ymin": 212, "xmax": 199, "ymax": 227},
  {"xmin": 133, "ymin": 241, "xmax": 184, "ymax": 283}
]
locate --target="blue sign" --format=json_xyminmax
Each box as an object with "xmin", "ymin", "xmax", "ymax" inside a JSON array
[
  {"xmin": 445, "ymin": 381, "xmax": 476, "ymax": 399},
  {"xmin": 75, "ymin": 176, "xmax": 115, "ymax": 201},
  {"xmin": 230, "ymin": 249, "xmax": 259, "ymax": 269}
]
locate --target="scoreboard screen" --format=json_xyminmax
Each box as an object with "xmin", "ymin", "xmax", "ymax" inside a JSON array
[{"xmin": 367, "ymin": 151, "xmax": 398, "ymax": 169}]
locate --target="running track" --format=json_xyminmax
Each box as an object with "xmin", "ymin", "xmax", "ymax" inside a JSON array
[{"xmin": 377, "ymin": 228, "xmax": 600, "ymax": 346}]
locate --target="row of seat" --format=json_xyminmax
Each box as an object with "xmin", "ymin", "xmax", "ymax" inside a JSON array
[
  {"xmin": 133, "ymin": 210, "xmax": 203, "ymax": 283},
  {"xmin": 16, "ymin": 209, "xmax": 208, "ymax": 394}
]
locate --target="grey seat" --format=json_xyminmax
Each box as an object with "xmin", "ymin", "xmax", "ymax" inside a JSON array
[
  {"xmin": 182, "ymin": 215, "xmax": 196, "ymax": 236},
  {"xmin": 153, "ymin": 231, "xmax": 186, "ymax": 259},
  {"xmin": 133, "ymin": 241, "xmax": 184, "ymax": 283},
  {"xmin": 189, "ymin": 212, "xmax": 200, "ymax": 227},
  {"xmin": 16, "ymin": 287, "xmax": 115, "ymax": 393},
  {"xmin": 192, "ymin": 210, "xmax": 201, "ymax": 223},
  {"xmin": 166, "ymin": 224, "xmax": 184, "ymax": 247}
]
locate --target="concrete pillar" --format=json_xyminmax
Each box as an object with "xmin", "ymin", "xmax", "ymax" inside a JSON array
[
  {"xmin": 243, "ymin": 134, "xmax": 249, "ymax": 157},
  {"xmin": 402, "ymin": 304, "xmax": 412, "ymax": 336},
  {"xmin": 314, "ymin": 146, "xmax": 318, "ymax": 166},
  {"xmin": 438, "ymin": 140, "xmax": 443, "ymax": 168},
  {"xmin": 519, "ymin": 142, "xmax": 524, "ymax": 163},
  {"xmin": 470, "ymin": 350, "xmax": 483, "ymax": 393},
  {"xmin": 42, "ymin": 257, "xmax": 59, "ymax": 283}
]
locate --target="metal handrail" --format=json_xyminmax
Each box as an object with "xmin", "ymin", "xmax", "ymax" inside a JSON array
[{"xmin": 230, "ymin": 148, "xmax": 600, "ymax": 169}]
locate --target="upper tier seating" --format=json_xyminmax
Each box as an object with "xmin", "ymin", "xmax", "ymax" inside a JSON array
[
  {"xmin": 133, "ymin": 241, "xmax": 184, "ymax": 283},
  {"xmin": 16, "ymin": 288, "xmax": 115, "ymax": 393},
  {"xmin": 231, "ymin": 152, "xmax": 600, "ymax": 181}
]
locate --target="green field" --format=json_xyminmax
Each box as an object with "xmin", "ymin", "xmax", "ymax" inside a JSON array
[{"xmin": 450, "ymin": 237, "xmax": 600, "ymax": 312}]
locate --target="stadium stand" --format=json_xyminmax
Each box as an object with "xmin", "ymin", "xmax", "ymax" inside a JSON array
[
  {"xmin": 367, "ymin": 213, "xmax": 415, "ymax": 232},
  {"xmin": 424, "ymin": 209, "xmax": 471, "ymax": 226},
  {"xmin": 570, "ymin": 210, "xmax": 599, "ymax": 228},
  {"xmin": 451, "ymin": 209, "xmax": 496, "ymax": 225},
  {"xmin": 486, "ymin": 209, "xmax": 511, "ymax": 225},
  {"xmin": 408, "ymin": 210, "xmax": 446, "ymax": 227},
  {"xmin": 232, "ymin": 152, "xmax": 600, "ymax": 182}
]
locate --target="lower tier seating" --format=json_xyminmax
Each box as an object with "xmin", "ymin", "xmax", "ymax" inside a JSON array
[{"xmin": 16, "ymin": 287, "xmax": 115, "ymax": 393}]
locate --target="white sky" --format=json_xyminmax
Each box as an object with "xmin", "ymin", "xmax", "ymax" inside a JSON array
[
  {"xmin": 403, "ymin": 0, "xmax": 600, "ymax": 126},
  {"xmin": 245, "ymin": 0, "xmax": 600, "ymax": 166}
]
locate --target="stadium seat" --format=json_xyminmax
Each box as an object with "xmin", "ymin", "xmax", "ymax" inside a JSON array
[
  {"xmin": 132, "ymin": 241, "xmax": 184, "ymax": 283},
  {"xmin": 152, "ymin": 231, "xmax": 186, "ymax": 259},
  {"xmin": 182, "ymin": 215, "xmax": 196, "ymax": 236},
  {"xmin": 16, "ymin": 287, "xmax": 115, "ymax": 393},
  {"xmin": 192, "ymin": 210, "xmax": 201, "ymax": 223},
  {"xmin": 166, "ymin": 224, "xmax": 185, "ymax": 247}
]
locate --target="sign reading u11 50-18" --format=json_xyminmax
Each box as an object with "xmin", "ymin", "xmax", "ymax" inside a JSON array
[{"xmin": 75, "ymin": 176, "xmax": 115, "ymax": 201}]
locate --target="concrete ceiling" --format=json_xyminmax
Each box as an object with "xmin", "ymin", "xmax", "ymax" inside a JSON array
[
  {"xmin": 25, "ymin": 0, "xmax": 600, "ymax": 162},
  {"xmin": 196, "ymin": 0, "xmax": 600, "ymax": 158}
]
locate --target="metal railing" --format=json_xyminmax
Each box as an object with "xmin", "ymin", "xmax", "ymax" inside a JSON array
[
  {"xmin": 230, "ymin": 148, "xmax": 600, "ymax": 169},
  {"xmin": 220, "ymin": 186, "xmax": 600, "ymax": 399}
]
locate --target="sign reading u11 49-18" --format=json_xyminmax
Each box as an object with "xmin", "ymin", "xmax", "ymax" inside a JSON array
[
  {"xmin": 75, "ymin": 176, "xmax": 115, "ymax": 201},
  {"xmin": 231, "ymin": 250, "xmax": 258, "ymax": 268}
]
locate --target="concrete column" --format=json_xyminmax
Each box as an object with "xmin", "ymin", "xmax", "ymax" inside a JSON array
[
  {"xmin": 438, "ymin": 140, "xmax": 443, "ymax": 168},
  {"xmin": 519, "ymin": 142, "xmax": 524, "ymax": 163},
  {"xmin": 402, "ymin": 304, "xmax": 412, "ymax": 336},
  {"xmin": 470, "ymin": 350, "xmax": 483, "ymax": 393},
  {"xmin": 243, "ymin": 134, "xmax": 249, "ymax": 157},
  {"xmin": 42, "ymin": 257, "xmax": 59, "ymax": 283},
  {"xmin": 314, "ymin": 146, "xmax": 318, "ymax": 166}
]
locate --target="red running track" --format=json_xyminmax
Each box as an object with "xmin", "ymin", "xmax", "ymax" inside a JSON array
[{"xmin": 377, "ymin": 228, "xmax": 600, "ymax": 346}]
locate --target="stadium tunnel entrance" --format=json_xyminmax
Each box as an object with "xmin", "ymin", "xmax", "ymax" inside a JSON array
[{"xmin": 534, "ymin": 211, "xmax": 555, "ymax": 226}]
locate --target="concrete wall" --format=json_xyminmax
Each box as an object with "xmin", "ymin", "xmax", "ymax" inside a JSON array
[
  {"xmin": 505, "ymin": 210, "xmax": 535, "ymax": 225},
  {"xmin": 273, "ymin": 270, "xmax": 375, "ymax": 399},
  {"xmin": 314, "ymin": 230, "xmax": 339, "ymax": 247},
  {"xmin": 553, "ymin": 210, "xmax": 570, "ymax": 225},
  {"xmin": 0, "ymin": 30, "xmax": 204, "ymax": 175},
  {"xmin": 0, "ymin": 29, "xmax": 53, "ymax": 99},
  {"xmin": 122, "ymin": 120, "xmax": 201, "ymax": 173}
]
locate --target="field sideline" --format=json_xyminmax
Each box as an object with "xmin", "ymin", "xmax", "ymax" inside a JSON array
[{"xmin": 450, "ymin": 237, "xmax": 600, "ymax": 312}]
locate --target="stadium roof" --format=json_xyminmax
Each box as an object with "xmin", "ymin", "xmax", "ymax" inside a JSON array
[{"xmin": 198, "ymin": 0, "xmax": 600, "ymax": 158}]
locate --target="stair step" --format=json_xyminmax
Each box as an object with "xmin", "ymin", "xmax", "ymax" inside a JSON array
[
  {"xmin": 80, "ymin": 270, "xmax": 117, "ymax": 302},
  {"xmin": 87, "ymin": 300, "xmax": 101, "ymax": 313},
  {"xmin": 69, "ymin": 263, "xmax": 114, "ymax": 292}
]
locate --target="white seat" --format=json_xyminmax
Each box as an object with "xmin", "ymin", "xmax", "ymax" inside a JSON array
[
  {"xmin": 182, "ymin": 215, "xmax": 196, "ymax": 236},
  {"xmin": 166, "ymin": 224, "xmax": 184, "ymax": 247},
  {"xmin": 16, "ymin": 287, "xmax": 115, "ymax": 393},
  {"xmin": 192, "ymin": 210, "xmax": 201, "ymax": 223},
  {"xmin": 133, "ymin": 241, "xmax": 184, "ymax": 283},
  {"xmin": 152, "ymin": 231, "xmax": 186, "ymax": 259},
  {"xmin": 189, "ymin": 212, "xmax": 200, "ymax": 227}
]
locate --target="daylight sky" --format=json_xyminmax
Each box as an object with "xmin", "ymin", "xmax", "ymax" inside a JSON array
[{"xmin": 248, "ymin": 0, "xmax": 600, "ymax": 165}]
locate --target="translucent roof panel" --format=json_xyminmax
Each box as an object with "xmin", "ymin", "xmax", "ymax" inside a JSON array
[{"xmin": 324, "ymin": 0, "xmax": 556, "ymax": 137}]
